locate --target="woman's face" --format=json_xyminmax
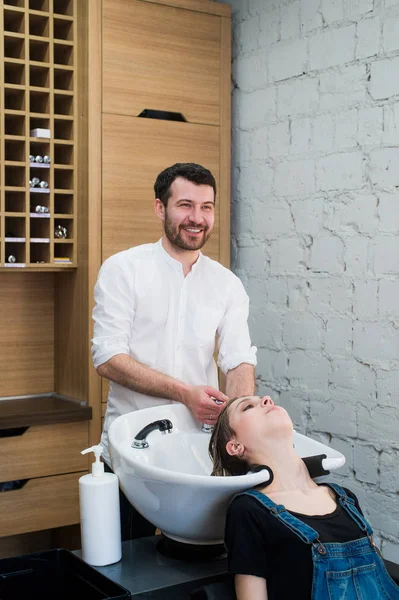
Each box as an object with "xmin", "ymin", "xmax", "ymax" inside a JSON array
[{"xmin": 226, "ymin": 396, "xmax": 293, "ymax": 454}]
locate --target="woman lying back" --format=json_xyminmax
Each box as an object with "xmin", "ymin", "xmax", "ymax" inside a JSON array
[{"xmin": 209, "ymin": 395, "xmax": 399, "ymax": 600}]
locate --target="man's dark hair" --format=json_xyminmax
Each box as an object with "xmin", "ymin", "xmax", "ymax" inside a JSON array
[{"xmin": 154, "ymin": 163, "xmax": 217, "ymax": 206}]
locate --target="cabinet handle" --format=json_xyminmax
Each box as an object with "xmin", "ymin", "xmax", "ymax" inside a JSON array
[
  {"xmin": 138, "ymin": 109, "xmax": 187, "ymax": 122},
  {"xmin": 0, "ymin": 427, "xmax": 29, "ymax": 439},
  {"xmin": 0, "ymin": 479, "xmax": 28, "ymax": 492}
]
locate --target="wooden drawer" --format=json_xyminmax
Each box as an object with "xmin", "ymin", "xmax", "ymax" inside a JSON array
[
  {"xmin": 0, "ymin": 421, "xmax": 89, "ymax": 482},
  {"xmin": 0, "ymin": 472, "xmax": 83, "ymax": 538}
]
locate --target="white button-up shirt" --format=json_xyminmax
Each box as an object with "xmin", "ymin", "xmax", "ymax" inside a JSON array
[{"xmin": 92, "ymin": 239, "xmax": 257, "ymax": 464}]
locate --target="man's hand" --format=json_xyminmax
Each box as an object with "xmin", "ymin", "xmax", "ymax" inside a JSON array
[{"xmin": 184, "ymin": 386, "xmax": 228, "ymax": 424}]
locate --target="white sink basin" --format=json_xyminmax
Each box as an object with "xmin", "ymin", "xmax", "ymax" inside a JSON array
[{"xmin": 108, "ymin": 403, "xmax": 345, "ymax": 545}]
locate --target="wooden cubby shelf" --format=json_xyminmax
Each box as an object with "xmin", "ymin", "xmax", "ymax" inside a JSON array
[{"xmin": 1, "ymin": 0, "xmax": 77, "ymax": 269}]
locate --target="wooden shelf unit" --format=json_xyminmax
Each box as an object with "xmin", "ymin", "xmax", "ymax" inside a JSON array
[{"xmin": 0, "ymin": 0, "xmax": 77, "ymax": 270}]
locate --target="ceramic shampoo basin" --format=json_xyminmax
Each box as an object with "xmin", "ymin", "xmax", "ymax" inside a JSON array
[{"xmin": 108, "ymin": 403, "xmax": 345, "ymax": 545}]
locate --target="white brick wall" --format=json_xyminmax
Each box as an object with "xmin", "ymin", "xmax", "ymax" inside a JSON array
[{"xmin": 223, "ymin": 0, "xmax": 399, "ymax": 560}]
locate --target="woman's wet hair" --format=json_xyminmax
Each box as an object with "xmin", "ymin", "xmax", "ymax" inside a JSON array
[{"xmin": 209, "ymin": 397, "xmax": 250, "ymax": 477}]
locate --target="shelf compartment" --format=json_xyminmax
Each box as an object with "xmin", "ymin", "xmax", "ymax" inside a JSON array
[
  {"xmin": 29, "ymin": 63, "xmax": 50, "ymax": 87},
  {"xmin": 29, "ymin": 0, "xmax": 49, "ymax": 10},
  {"xmin": 53, "ymin": 0, "xmax": 73, "ymax": 16},
  {"xmin": 54, "ymin": 217, "xmax": 72, "ymax": 239},
  {"xmin": 5, "ymin": 165, "xmax": 26, "ymax": 187},
  {"xmin": 5, "ymin": 241, "xmax": 26, "ymax": 266},
  {"xmin": 54, "ymin": 92, "xmax": 73, "ymax": 116},
  {"xmin": 29, "ymin": 88, "xmax": 50, "ymax": 113},
  {"xmin": 54, "ymin": 193, "xmax": 73, "ymax": 214},
  {"xmin": 30, "ymin": 242, "xmax": 50, "ymax": 263},
  {"xmin": 54, "ymin": 168, "xmax": 73, "ymax": 190},
  {"xmin": 30, "ymin": 193, "xmax": 50, "ymax": 213},
  {"xmin": 53, "ymin": 67, "xmax": 73, "ymax": 91},
  {"xmin": 4, "ymin": 61, "xmax": 25, "ymax": 85},
  {"xmin": 53, "ymin": 41, "xmax": 73, "ymax": 66},
  {"xmin": 53, "ymin": 16, "xmax": 73, "ymax": 41},
  {"xmin": 30, "ymin": 215, "xmax": 49, "ymax": 238},
  {"xmin": 4, "ymin": 8, "xmax": 25, "ymax": 34},
  {"xmin": 4, "ymin": 34, "xmax": 25, "ymax": 59},
  {"xmin": 5, "ymin": 114, "xmax": 25, "ymax": 135},
  {"xmin": 29, "ymin": 139, "xmax": 50, "ymax": 157},
  {"xmin": 29, "ymin": 38, "xmax": 49, "ymax": 62},
  {"xmin": 54, "ymin": 118, "xmax": 72, "ymax": 140},
  {"xmin": 4, "ymin": 0, "xmax": 25, "ymax": 7},
  {"xmin": 53, "ymin": 243, "xmax": 73, "ymax": 264},
  {"xmin": 5, "ymin": 139, "xmax": 25, "ymax": 162},
  {"xmin": 4, "ymin": 86, "xmax": 25, "ymax": 110},
  {"xmin": 5, "ymin": 216, "xmax": 26, "ymax": 238},
  {"xmin": 29, "ymin": 12, "xmax": 49, "ymax": 37},
  {"xmin": 5, "ymin": 191, "xmax": 26, "ymax": 213},
  {"xmin": 30, "ymin": 115, "xmax": 50, "ymax": 134},
  {"xmin": 54, "ymin": 144, "xmax": 73, "ymax": 165}
]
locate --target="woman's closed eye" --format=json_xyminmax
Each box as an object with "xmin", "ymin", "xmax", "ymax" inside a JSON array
[{"xmin": 243, "ymin": 403, "xmax": 254, "ymax": 412}]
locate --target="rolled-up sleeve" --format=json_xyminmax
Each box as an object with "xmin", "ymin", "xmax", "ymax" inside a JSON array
[
  {"xmin": 91, "ymin": 254, "xmax": 135, "ymax": 369},
  {"xmin": 217, "ymin": 276, "xmax": 257, "ymax": 374}
]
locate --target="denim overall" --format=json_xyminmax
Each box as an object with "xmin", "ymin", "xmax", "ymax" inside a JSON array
[{"xmin": 243, "ymin": 483, "xmax": 399, "ymax": 599}]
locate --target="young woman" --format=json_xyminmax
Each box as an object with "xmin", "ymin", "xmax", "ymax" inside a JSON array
[{"xmin": 209, "ymin": 395, "xmax": 399, "ymax": 600}]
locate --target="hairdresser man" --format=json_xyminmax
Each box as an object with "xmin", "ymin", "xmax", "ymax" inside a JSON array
[{"xmin": 91, "ymin": 163, "xmax": 257, "ymax": 539}]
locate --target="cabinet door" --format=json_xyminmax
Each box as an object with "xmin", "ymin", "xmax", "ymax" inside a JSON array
[
  {"xmin": 102, "ymin": 0, "xmax": 221, "ymax": 125},
  {"xmin": 102, "ymin": 114, "xmax": 220, "ymax": 261}
]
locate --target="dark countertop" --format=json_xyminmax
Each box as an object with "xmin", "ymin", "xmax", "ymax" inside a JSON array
[
  {"xmin": 74, "ymin": 537, "xmax": 228, "ymax": 597},
  {"xmin": 0, "ymin": 393, "xmax": 92, "ymax": 430}
]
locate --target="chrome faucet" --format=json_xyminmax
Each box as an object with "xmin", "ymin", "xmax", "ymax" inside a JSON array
[{"xmin": 132, "ymin": 419, "xmax": 173, "ymax": 449}]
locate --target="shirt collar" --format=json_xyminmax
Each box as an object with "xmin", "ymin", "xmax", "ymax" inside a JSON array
[{"xmin": 156, "ymin": 238, "xmax": 203, "ymax": 273}]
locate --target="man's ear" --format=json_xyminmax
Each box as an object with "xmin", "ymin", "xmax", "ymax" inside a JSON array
[
  {"xmin": 226, "ymin": 440, "xmax": 242, "ymax": 457},
  {"xmin": 154, "ymin": 198, "xmax": 165, "ymax": 221}
]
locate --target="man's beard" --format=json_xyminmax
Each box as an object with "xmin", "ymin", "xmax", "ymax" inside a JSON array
[{"xmin": 164, "ymin": 215, "xmax": 212, "ymax": 251}]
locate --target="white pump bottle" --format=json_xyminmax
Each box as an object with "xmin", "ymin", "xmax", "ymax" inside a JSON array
[{"xmin": 79, "ymin": 445, "xmax": 122, "ymax": 566}]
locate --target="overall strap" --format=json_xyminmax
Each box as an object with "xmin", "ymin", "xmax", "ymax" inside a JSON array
[
  {"xmin": 242, "ymin": 490, "xmax": 320, "ymax": 545},
  {"xmin": 324, "ymin": 483, "xmax": 373, "ymax": 535}
]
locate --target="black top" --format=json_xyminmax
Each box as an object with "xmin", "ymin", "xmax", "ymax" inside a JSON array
[{"xmin": 225, "ymin": 485, "xmax": 364, "ymax": 600}]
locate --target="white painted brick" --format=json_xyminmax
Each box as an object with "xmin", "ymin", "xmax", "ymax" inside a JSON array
[
  {"xmin": 268, "ymin": 38, "xmax": 307, "ymax": 82},
  {"xmin": 233, "ymin": 53, "xmax": 267, "ymax": 92},
  {"xmin": 357, "ymin": 106, "xmax": 383, "ymax": 147},
  {"xmin": 344, "ymin": 194, "xmax": 379, "ymax": 234},
  {"xmin": 321, "ymin": 0, "xmax": 344, "ymax": 24},
  {"xmin": 283, "ymin": 311, "xmax": 324, "ymax": 350},
  {"xmin": 238, "ymin": 88, "xmax": 277, "ymax": 130},
  {"xmin": 267, "ymin": 277, "xmax": 288, "ymax": 306},
  {"xmin": 379, "ymin": 279, "xmax": 399, "ymax": 317},
  {"xmin": 275, "ymin": 158, "xmax": 316, "ymax": 196},
  {"xmin": 370, "ymin": 56, "xmax": 399, "ymax": 100},
  {"xmin": 301, "ymin": 0, "xmax": 323, "ymax": 33},
  {"xmin": 344, "ymin": 236, "xmax": 370, "ymax": 277},
  {"xmin": 236, "ymin": 15, "xmax": 260, "ymax": 54},
  {"xmin": 319, "ymin": 64, "xmax": 366, "ymax": 111},
  {"xmin": 376, "ymin": 369, "xmax": 399, "ymax": 407},
  {"xmin": 279, "ymin": 391, "xmax": 309, "ymax": 429},
  {"xmin": 325, "ymin": 316, "xmax": 352, "ymax": 355},
  {"xmin": 251, "ymin": 125, "xmax": 269, "ymax": 161},
  {"xmin": 353, "ymin": 321, "xmax": 399, "ymax": 362},
  {"xmin": 383, "ymin": 103, "xmax": 399, "ymax": 145},
  {"xmin": 312, "ymin": 114, "xmax": 334, "ymax": 153},
  {"xmin": 356, "ymin": 17, "xmax": 381, "ymax": 59},
  {"xmin": 329, "ymin": 436, "xmax": 353, "ymax": 475},
  {"xmin": 309, "ymin": 25, "xmax": 356, "ymax": 71},
  {"xmin": 364, "ymin": 492, "xmax": 399, "ymax": 538},
  {"xmin": 290, "ymin": 197, "xmax": 324, "ymax": 234},
  {"xmin": 250, "ymin": 200, "xmax": 294, "ymax": 237},
  {"xmin": 277, "ymin": 76, "xmax": 319, "ymax": 117},
  {"xmin": 374, "ymin": 235, "xmax": 399, "ymax": 274},
  {"xmin": 310, "ymin": 236, "xmax": 345, "ymax": 274},
  {"xmin": 307, "ymin": 276, "xmax": 331, "ymax": 313},
  {"xmin": 281, "ymin": 1, "xmax": 300, "ymax": 39},
  {"xmin": 316, "ymin": 152, "xmax": 364, "ymax": 191},
  {"xmin": 290, "ymin": 117, "xmax": 312, "ymax": 154},
  {"xmin": 268, "ymin": 121, "xmax": 290, "ymax": 157},
  {"xmin": 358, "ymin": 405, "xmax": 399, "ymax": 446},
  {"xmin": 378, "ymin": 192, "xmax": 399, "ymax": 233},
  {"xmin": 329, "ymin": 276, "xmax": 353, "ymax": 313},
  {"xmin": 248, "ymin": 0, "xmax": 272, "ymax": 16},
  {"xmin": 250, "ymin": 308, "xmax": 283, "ymax": 350},
  {"xmin": 288, "ymin": 278, "xmax": 309, "ymax": 311},
  {"xmin": 270, "ymin": 237, "xmax": 305, "ymax": 273},
  {"xmin": 246, "ymin": 275, "xmax": 267, "ymax": 307},
  {"xmin": 354, "ymin": 445, "xmax": 379, "ymax": 484},
  {"xmin": 231, "ymin": 128, "xmax": 252, "ymax": 165},
  {"xmin": 258, "ymin": 6, "xmax": 280, "ymax": 48},
  {"xmin": 231, "ymin": 199, "xmax": 252, "ymax": 235},
  {"xmin": 256, "ymin": 347, "xmax": 288, "ymax": 382},
  {"xmin": 236, "ymin": 163, "xmax": 274, "ymax": 198},
  {"xmin": 383, "ymin": 14, "xmax": 399, "ymax": 53},
  {"xmin": 310, "ymin": 399, "xmax": 357, "ymax": 436},
  {"xmin": 330, "ymin": 358, "xmax": 375, "ymax": 398},
  {"xmin": 381, "ymin": 540, "xmax": 399, "ymax": 565},
  {"xmin": 345, "ymin": 0, "xmax": 374, "ymax": 18},
  {"xmin": 354, "ymin": 280, "xmax": 378, "ymax": 318},
  {"xmin": 287, "ymin": 351, "xmax": 331, "ymax": 392},
  {"xmin": 335, "ymin": 109, "xmax": 358, "ymax": 149},
  {"xmin": 371, "ymin": 148, "xmax": 399, "ymax": 187},
  {"xmin": 234, "ymin": 243, "xmax": 266, "ymax": 276},
  {"xmin": 380, "ymin": 450, "xmax": 399, "ymax": 492}
]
